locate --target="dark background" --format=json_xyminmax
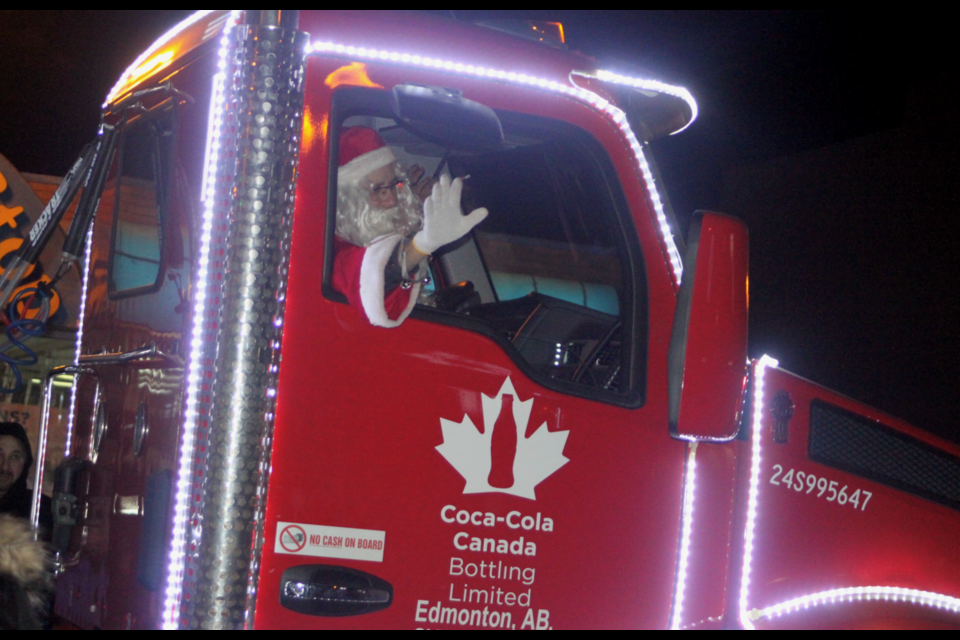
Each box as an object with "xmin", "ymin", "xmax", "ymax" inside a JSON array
[{"xmin": 1, "ymin": 10, "xmax": 957, "ymax": 440}]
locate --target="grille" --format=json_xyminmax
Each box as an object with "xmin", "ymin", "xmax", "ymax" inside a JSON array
[{"xmin": 809, "ymin": 400, "xmax": 960, "ymax": 512}]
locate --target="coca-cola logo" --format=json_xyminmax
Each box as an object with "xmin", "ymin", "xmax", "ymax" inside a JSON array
[{"xmin": 436, "ymin": 377, "xmax": 570, "ymax": 500}]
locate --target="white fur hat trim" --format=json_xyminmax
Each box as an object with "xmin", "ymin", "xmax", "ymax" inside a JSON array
[{"xmin": 338, "ymin": 147, "xmax": 397, "ymax": 186}]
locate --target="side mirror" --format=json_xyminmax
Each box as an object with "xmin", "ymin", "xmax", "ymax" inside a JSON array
[
  {"xmin": 668, "ymin": 211, "xmax": 749, "ymax": 441},
  {"xmin": 390, "ymin": 84, "xmax": 504, "ymax": 152}
]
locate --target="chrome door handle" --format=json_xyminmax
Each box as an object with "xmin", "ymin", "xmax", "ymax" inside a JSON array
[
  {"xmin": 31, "ymin": 364, "xmax": 98, "ymax": 534},
  {"xmin": 280, "ymin": 565, "xmax": 394, "ymax": 617}
]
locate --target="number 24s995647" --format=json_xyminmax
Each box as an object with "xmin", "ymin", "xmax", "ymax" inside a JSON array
[{"xmin": 770, "ymin": 465, "xmax": 872, "ymax": 512}]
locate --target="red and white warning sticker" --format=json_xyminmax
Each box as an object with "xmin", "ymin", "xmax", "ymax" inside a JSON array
[{"xmin": 275, "ymin": 522, "xmax": 386, "ymax": 563}]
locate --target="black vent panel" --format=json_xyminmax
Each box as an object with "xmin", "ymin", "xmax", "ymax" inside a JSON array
[{"xmin": 809, "ymin": 400, "xmax": 960, "ymax": 512}]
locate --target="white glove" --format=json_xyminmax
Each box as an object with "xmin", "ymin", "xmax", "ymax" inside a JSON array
[{"xmin": 413, "ymin": 174, "xmax": 488, "ymax": 255}]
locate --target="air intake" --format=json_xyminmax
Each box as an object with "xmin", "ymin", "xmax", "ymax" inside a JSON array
[{"xmin": 809, "ymin": 400, "xmax": 960, "ymax": 512}]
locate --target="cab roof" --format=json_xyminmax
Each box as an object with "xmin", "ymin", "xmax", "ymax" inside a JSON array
[{"xmin": 107, "ymin": 10, "xmax": 696, "ymax": 139}]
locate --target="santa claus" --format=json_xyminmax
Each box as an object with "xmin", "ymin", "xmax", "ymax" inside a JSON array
[{"xmin": 333, "ymin": 127, "xmax": 488, "ymax": 327}]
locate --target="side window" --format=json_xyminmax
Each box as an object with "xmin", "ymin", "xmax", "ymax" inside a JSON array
[
  {"xmin": 108, "ymin": 111, "xmax": 173, "ymax": 297},
  {"xmin": 325, "ymin": 88, "xmax": 645, "ymax": 406}
]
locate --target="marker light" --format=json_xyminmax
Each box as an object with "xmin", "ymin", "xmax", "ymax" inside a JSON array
[
  {"xmin": 748, "ymin": 587, "xmax": 960, "ymax": 623},
  {"xmin": 739, "ymin": 354, "xmax": 778, "ymax": 630},
  {"xmin": 307, "ymin": 41, "xmax": 685, "ymax": 288},
  {"xmin": 104, "ymin": 10, "xmax": 227, "ymax": 106},
  {"xmin": 671, "ymin": 441, "xmax": 699, "ymax": 630},
  {"xmin": 66, "ymin": 226, "xmax": 94, "ymax": 456},
  {"xmin": 162, "ymin": 11, "xmax": 241, "ymax": 629},
  {"xmin": 127, "ymin": 51, "xmax": 175, "ymax": 86}
]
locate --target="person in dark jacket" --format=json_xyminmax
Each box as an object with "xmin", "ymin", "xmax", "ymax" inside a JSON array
[{"xmin": 0, "ymin": 422, "xmax": 53, "ymax": 536}]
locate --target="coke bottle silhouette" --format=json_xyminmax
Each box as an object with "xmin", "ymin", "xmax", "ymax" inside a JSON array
[{"xmin": 488, "ymin": 395, "xmax": 518, "ymax": 489}]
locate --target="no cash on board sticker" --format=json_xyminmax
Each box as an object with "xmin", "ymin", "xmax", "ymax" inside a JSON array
[{"xmin": 275, "ymin": 522, "xmax": 386, "ymax": 563}]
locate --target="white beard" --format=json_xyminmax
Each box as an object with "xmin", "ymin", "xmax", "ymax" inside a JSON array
[
  {"xmin": 336, "ymin": 166, "xmax": 424, "ymax": 247},
  {"xmin": 353, "ymin": 205, "xmax": 420, "ymax": 246}
]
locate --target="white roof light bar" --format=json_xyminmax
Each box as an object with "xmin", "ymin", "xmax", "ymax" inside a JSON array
[{"xmin": 591, "ymin": 69, "xmax": 699, "ymax": 136}]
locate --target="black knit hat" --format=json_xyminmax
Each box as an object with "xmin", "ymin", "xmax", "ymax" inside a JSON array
[{"xmin": 0, "ymin": 422, "xmax": 33, "ymax": 491}]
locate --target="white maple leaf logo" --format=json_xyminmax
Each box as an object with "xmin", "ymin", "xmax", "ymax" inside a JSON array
[{"xmin": 436, "ymin": 377, "xmax": 570, "ymax": 500}]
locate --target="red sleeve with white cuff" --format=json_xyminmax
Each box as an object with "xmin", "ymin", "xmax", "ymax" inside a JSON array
[{"xmin": 333, "ymin": 235, "xmax": 420, "ymax": 328}]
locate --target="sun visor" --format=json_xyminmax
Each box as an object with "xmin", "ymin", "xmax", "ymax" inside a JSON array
[{"xmin": 572, "ymin": 69, "xmax": 698, "ymax": 142}]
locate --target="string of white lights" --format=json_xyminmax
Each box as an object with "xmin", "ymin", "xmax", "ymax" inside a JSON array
[
  {"xmin": 748, "ymin": 587, "xmax": 960, "ymax": 623},
  {"xmin": 305, "ymin": 40, "xmax": 686, "ymax": 287},
  {"xmin": 670, "ymin": 441, "xmax": 699, "ymax": 630},
  {"xmin": 65, "ymin": 226, "xmax": 94, "ymax": 456},
  {"xmin": 162, "ymin": 11, "xmax": 241, "ymax": 629},
  {"xmin": 738, "ymin": 354, "xmax": 778, "ymax": 630},
  {"xmin": 591, "ymin": 70, "xmax": 698, "ymax": 135}
]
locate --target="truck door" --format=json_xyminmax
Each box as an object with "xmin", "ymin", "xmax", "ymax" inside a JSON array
[
  {"xmin": 54, "ymin": 97, "xmax": 196, "ymax": 630},
  {"xmin": 254, "ymin": 59, "xmax": 688, "ymax": 630}
]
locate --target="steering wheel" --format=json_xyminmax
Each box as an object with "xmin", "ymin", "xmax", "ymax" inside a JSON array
[{"xmin": 571, "ymin": 321, "xmax": 622, "ymax": 387}]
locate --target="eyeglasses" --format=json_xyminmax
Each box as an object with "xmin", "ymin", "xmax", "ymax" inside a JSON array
[{"xmin": 368, "ymin": 179, "xmax": 403, "ymax": 199}]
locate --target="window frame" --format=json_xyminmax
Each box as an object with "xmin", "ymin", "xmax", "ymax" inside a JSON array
[
  {"xmin": 322, "ymin": 86, "xmax": 649, "ymax": 409},
  {"xmin": 107, "ymin": 102, "xmax": 176, "ymax": 300}
]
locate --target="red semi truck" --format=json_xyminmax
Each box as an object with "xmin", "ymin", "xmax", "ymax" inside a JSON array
[{"xmin": 13, "ymin": 10, "xmax": 960, "ymax": 629}]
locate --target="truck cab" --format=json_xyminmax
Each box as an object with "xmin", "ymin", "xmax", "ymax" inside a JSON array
[{"xmin": 22, "ymin": 10, "xmax": 960, "ymax": 630}]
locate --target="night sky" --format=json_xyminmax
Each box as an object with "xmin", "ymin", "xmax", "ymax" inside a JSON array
[{"xmin": 1, "ymin": 11, "xmax": 957, "ymax": 440}]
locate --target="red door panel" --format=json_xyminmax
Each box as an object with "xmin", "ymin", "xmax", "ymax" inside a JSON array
[{"xmin": 258, "ymin": 312, "xmax": 684, "ymax": 629}]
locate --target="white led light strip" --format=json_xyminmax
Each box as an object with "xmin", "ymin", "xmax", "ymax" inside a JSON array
[
  {"xmin": 104, "ymin": 10, "xmax": 220, "ymax": 107},
  {"xmin": 162, "ymin": 11, "xmax": 241, "ymax": 629},
  {"xmin": 65, "ymin": 226, "xmax": 95, "ymax": 456},
  {"xmin": 306, "ymin": 41, "xmax": 685, "ymax": 287},
  {"xmin": 592, "ymin": 70, "xmax": 698, "ymax": 136},
  {"xmin": 748, "ymin": 587, "xmax": 960, "ymax": 623},
  {"xmin": 670, "ymin": 441, "xmax": 699, "ymax": 630},
  {"xmin": 738, "ymin": 354, "xmax": 778, "ymax": 630}
]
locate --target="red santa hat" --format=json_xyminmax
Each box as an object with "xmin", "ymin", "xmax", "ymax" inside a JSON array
[{"xmin": 338, "ymin": 127, "xmax": 397, "ymax": 185}]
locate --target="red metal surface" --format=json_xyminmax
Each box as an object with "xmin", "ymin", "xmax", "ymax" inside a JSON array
[
  {"xmin": 254, "ymin": 51, "xmax": 686, "ymax": 629},
  {"xmin": 743, "ymin": 366, "xmax": 960, "ymax": 629},
  {"xmin": 672, "ymin": 212, "xmax": 749, "ymax": 442}
]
